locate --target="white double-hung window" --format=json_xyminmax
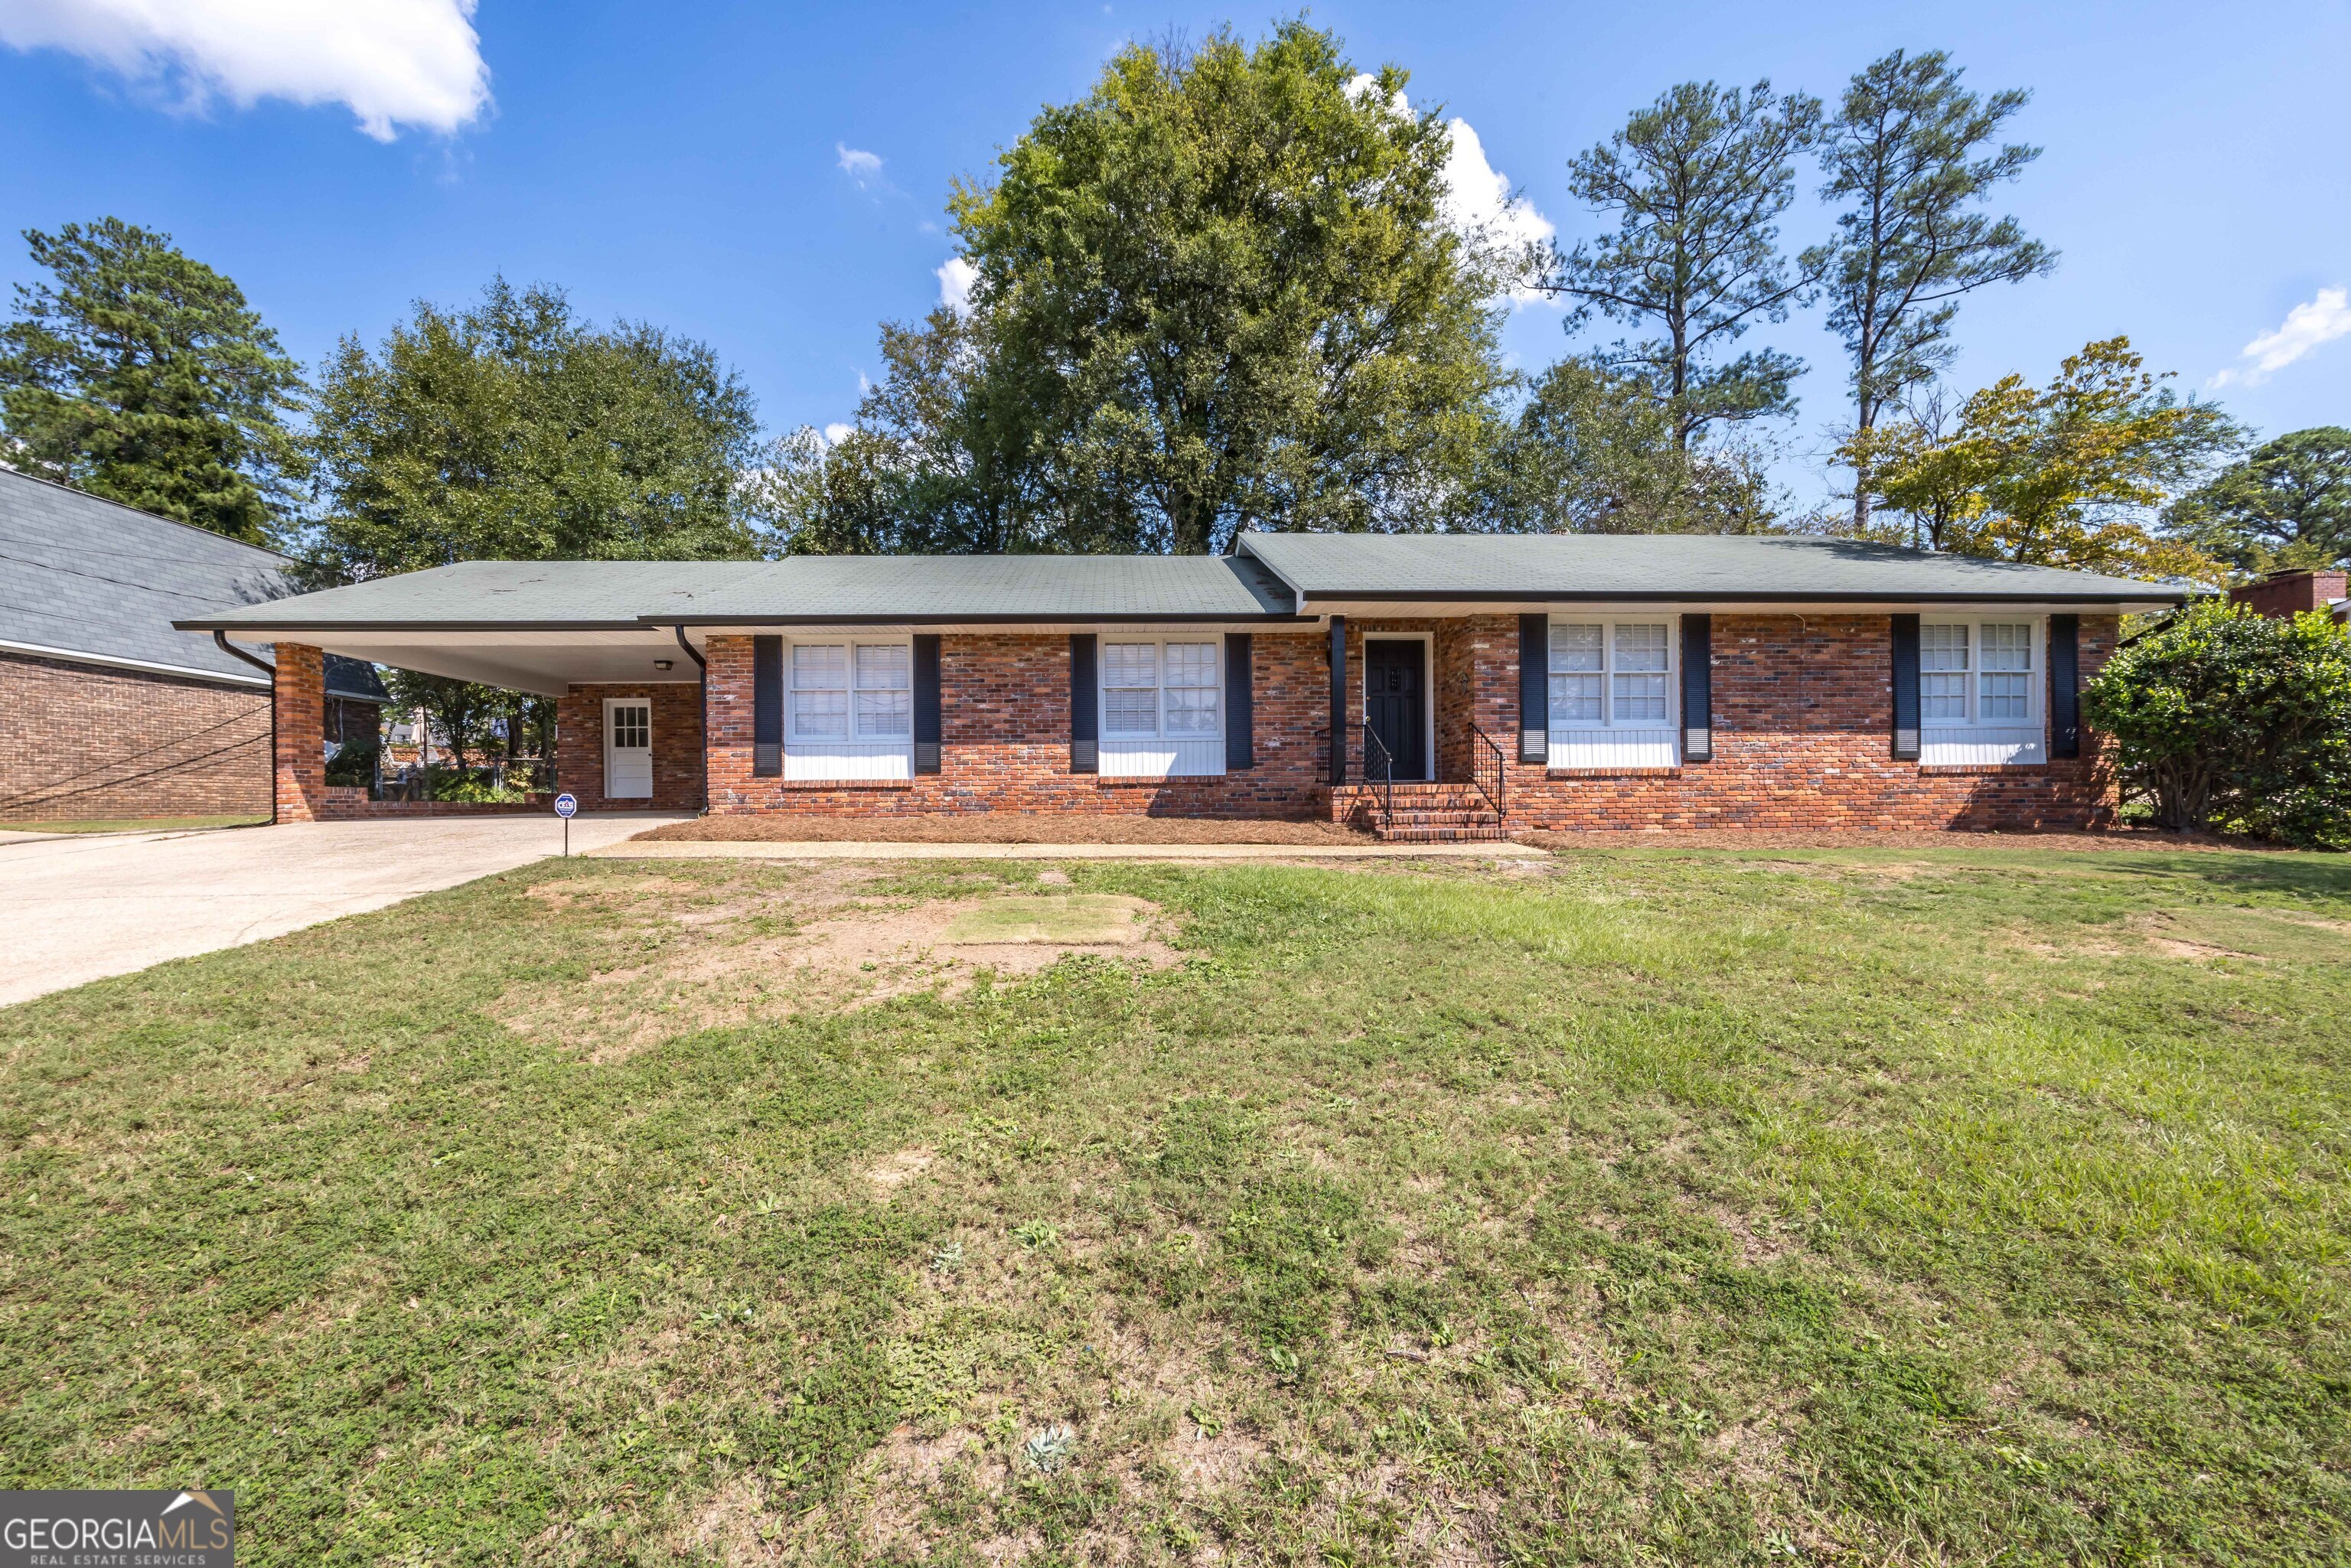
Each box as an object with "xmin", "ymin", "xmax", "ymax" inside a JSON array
[
  {"xmin": 1101, "ymin": 638, "xmax": 1224, "ymax": 777},
  {"xmin": 1919, "ymin": 619, "xmax": 2043, "ymax": 764},
  {"xmin": 1547, "ymin": 617, "xmax": 1679, "ymax": 769},
  {"xmin": 786, "ymin": 639, "xmax": 914, "ymax": 781}
]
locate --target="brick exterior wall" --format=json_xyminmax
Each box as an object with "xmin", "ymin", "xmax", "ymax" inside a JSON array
[
  {"xmin": 273, "ymin": 642, "xmax": 328, "ymax": 822},
  {"xmin": 556, "ymin": 682, "xmax": 705, "ymax": 811},
  {"xmin": 0, "ymin": 650, "xmax": 272, "ymax": 822},
  {"xmin": 704, "ymin": 632, "xmax": 1332, "ymax": 817},
  {"xmin": 2230, "ymin": 570, "xmax": 2346, "ymax": 619},
  {"xmin": 249, "ymin": 615, "xmax": 2126, "ymax": 833},
  {"xmin": 1443, "ymin": 611, "xmax": 2121, "ymax": 831}
]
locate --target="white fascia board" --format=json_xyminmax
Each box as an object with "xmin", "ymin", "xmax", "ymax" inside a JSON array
[{"xmin": 0, "ymin": 637, "xmax": 269, "ymax": 689}]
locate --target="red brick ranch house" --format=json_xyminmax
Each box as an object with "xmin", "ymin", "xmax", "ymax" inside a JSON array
[{"xmin": 178, "ymin": 535, "xmax": 2182, "ymax": 838}]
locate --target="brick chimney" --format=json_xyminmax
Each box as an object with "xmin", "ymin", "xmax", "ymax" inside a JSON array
[{"xmin": 2229, "ymin": 569, "xmax": 2349, "ymax": 620}]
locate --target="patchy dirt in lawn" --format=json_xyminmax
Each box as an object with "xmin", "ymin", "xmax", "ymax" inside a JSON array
[
  {"xmin": 636, "ymin": 812, "xmax": 1371, "ymax": 845},
  {"xmin": 492, "ymin": 869, "xmax": 1179, "ymax": 1059},
  {"xmin": 864, "ymin": 1146, "xmax": 935, "ymax": 1200}
]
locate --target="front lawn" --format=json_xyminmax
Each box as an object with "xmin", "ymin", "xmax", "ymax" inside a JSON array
[{"xmin": 2, "ymin": 847, "xmax": 2346, "ymax": 1565}]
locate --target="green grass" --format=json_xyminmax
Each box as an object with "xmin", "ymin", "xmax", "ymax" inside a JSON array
[
  {"xmin": 1, "ymin": 813, "xmax": 270, "ymax": 833},
  {"xmin": 2, "ymin": 846, "xmax": 2346, "ymax": 1566}
]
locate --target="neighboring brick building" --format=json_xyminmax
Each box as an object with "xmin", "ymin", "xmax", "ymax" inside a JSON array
[
  {"xmin": 185, "ymin": 537, "xmax": 2180, "ymax": 835},
  {"xmin": 0, "ymin": 468, "xmax": 386, "ymax": 823},
  {"xmin": 2228, "ymin": 569, "xmax": 2350, "ymax": 623}
]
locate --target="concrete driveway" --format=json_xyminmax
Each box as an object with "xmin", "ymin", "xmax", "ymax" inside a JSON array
[{"xmin": 0, "ymin": 813, "xmax": 687, "ymax": 1007}]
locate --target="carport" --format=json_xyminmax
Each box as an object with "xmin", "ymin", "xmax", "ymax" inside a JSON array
[{"xmin": 175, "ymin": 561, "xmax": 743, "ymax": 820}]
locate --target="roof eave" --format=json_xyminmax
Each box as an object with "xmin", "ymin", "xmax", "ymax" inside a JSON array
[{"xmin": 1295, "ymin": 588, "xmax": 2185, "ymax": 605}]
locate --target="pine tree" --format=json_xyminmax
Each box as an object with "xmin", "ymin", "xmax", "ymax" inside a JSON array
[{"xmin": 0, "ymin": 218, "xmax": 305, "ymax": 543}]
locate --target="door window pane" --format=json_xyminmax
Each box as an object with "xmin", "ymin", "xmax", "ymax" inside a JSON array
[{"xmin": 611, "ymin": 706, "xmax": 649, "ymax": 748}]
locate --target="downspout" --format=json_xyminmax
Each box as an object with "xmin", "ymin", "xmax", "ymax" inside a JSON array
[
  {"xmin": 674, "ymin": 626, "xmax": 709, "ymax": 814},
  {"xmin": 215, "ymin": 632, "xmax": 279, "ymax": 825}
]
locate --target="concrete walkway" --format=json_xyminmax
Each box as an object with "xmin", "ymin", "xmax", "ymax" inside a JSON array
[
  {"xmin": 593, "ymin": 839, "xmax": 1542, "ymax": 862},
  {"xmin": 0, "ymin": 813, "xmax": 687, "ymax": 1007}
]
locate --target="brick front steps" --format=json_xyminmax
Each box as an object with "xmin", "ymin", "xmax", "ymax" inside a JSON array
[{"xmin": 1338, "ymin": 782, "xmax": 1508, "ymax": 843}]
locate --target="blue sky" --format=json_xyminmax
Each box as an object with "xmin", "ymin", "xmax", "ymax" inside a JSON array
[{"xmin": 3, "ymin": 0, "xmax": 2346, "ymax": 512}]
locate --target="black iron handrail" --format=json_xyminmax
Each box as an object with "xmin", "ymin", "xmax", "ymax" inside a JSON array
[
  {"xmin": 1358, "ymin": 721, "xmax": 1395, "ymax": 826},
  {"xmin": 1469, "ymin": 721, "xmax": 1507, "ymax": 820}
]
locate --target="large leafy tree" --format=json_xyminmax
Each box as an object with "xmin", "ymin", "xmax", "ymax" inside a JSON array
[
  {"xmin": 1803, "ymin": 50, "xmax": 2054, "ymax": 530},
  {"xmin": 1485, "ymin": 355, "xmax": 1775, "ymax": 534},
  {"xmin": 305, "ymin": 279, "xmax": 768, "ymax": 576},
  {"xmin": 2085, "ymin": 598, "xmax": 2351, "ymax": 846},
  {"xmin": 937, "ymin": 22, "xmax": 1517, "ymax": 554},
  {"xmin": 1841, "ymin": 338, "xmax": 2239, "ymax": 578},
  {"xmin": 762, "ymin": 307, "xmax": 1059, "ymax": 556},
  {"xmin": 2167, "ymin": 426, "xmax": 2351, "ymax": 573},
  {"xmin": 1545, "ymin": 80, "xmax": 1823, "ymax": 448},
  {"xmin": 307, "ymin": 279, "xmax": 769, "ymax": 783},
  {"xmin": 0, "ymin": 218, "xmax": 305, "ymax": 544}
]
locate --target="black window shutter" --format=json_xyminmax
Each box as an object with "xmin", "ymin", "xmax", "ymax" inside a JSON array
[
  {"xmin": 1225, "ymin": 633, "xmax": 1253, "ymax": 771},
  {"xmin": 1681, "ymin": 614, "xmax": 1713, "ymax": 762},
  {"xmin": 752, "ymin": 635, "xmax": 782, "ymax": 776},
  {"xmin": 913, "ymin": 634, "xmax": 942, "ymax": 774},
  {"xmin": 1326, "ymin": 616, "xmax": 1348, "ymax": 786},
  {"xmin": 1890, "ymin": 614, "xmax": 1922, "ymax": 761},
  {"xmin": 2049, "ymin": 614, "xmax": 2080, "ymax": 758},
  {"xmin": 1517, "ymin": 614, "xmax": 1547, "ymax": 763},
  {"xmin": 1070, "ymin": 634, "xmax": 1097, "ymax": 773}
]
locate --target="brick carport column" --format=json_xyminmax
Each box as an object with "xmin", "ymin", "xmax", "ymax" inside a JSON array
[{"xmin": 273, "ymin": 642, "xmax": 328, "ymax": 822}]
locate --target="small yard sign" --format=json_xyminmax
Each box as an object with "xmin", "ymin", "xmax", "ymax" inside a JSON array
[{"xmin": 554, "ymin": 791, "xmax": 577, "ymax": 857}]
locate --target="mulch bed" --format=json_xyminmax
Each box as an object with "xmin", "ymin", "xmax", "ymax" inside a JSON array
[
  {"xmin": 1511, "ymin": 826, "xmax": 2287, "ymax": 854},
  {"xmin": 634, "ymin": 813, "xmax": 1374, "ymax": 846},
  {"xmin": 633, "ymin": 814, "xmax": 2290, "ymax": 853}
]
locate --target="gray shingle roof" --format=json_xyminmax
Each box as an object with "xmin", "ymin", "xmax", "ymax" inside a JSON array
[
  {"xmin": 181, "ymin": 554, "xmax": 1303, "ymax": 629},
  {"xmin": 1237, "ymin": 533, "xmax": 2183, "ymax": 603},
  {"xmin": 0, "ymin": 468, "xmax": 386, "ymax": 696},
  {"xmin": 174, "ymin": 532, "xmax": 2182, "ymax": 639}
]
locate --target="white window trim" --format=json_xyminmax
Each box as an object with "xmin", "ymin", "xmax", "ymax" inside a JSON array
[
  {"xmin": 1099, "ymin": 635, "xmax": 1226, "ymax": 778},
  {"xmin": 783, "ymin": 636, "xmax": 916, "ymax": 782},
  {"xmin": 1919, "ymin": 617, "xmax": 2045, "ymax": 766},
  {"xmin": 602, "ymin": 696, "xmax": 654, "ymax": 800},
  {"xmin": 1546, "ymin": 614, "xmax": 1681, "ymax": 769},
  {"xmin": 1356, "ymin": 631, "xmax": 1436, "ymax": 783}
]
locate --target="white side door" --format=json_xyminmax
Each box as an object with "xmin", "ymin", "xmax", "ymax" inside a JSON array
[{"xmin": 604, "ymin": 699, "xmax": 653, "ymax": 799}]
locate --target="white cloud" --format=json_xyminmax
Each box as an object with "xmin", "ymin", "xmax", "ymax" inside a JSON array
[
  {"xmin": 936, "ymin": 255, "xmax": 977, "ymax": 315},
  {"xmin": 822, "ymin": 422, "xmax": 853, "ymax": 445},
  {"xmin": 2212, "ymin": 287, "xmax": 2351, "ymax": 388},
  {"xmin": 836, "ymin": 142, "xmax": 884, "ymax": 186},
  {"xmin": 0, "ymin": 0, "xmax": 490, "ymax": 140},
  {"xmin": 1346, "ymin": 73, "xmax": 1553, "ymax": 303}
]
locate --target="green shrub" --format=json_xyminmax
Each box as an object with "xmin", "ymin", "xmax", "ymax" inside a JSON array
[
  {"xmin": 323, "ymin": 742, "xmax": 378, "ymax": 787},
  {"xmin": 2083, "ymin": 600, "xmax": 2351, "ymax": 846}
]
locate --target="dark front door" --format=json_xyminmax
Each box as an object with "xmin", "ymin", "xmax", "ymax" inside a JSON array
[{"xmin": 1364, "ymin": 639, "xmax": 1427, "ymax": 781}]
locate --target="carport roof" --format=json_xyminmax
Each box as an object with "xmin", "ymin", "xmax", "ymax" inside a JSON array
[{"xmin": 175, "ymin": 554, "xmax": 1303, "ymax": 630}]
